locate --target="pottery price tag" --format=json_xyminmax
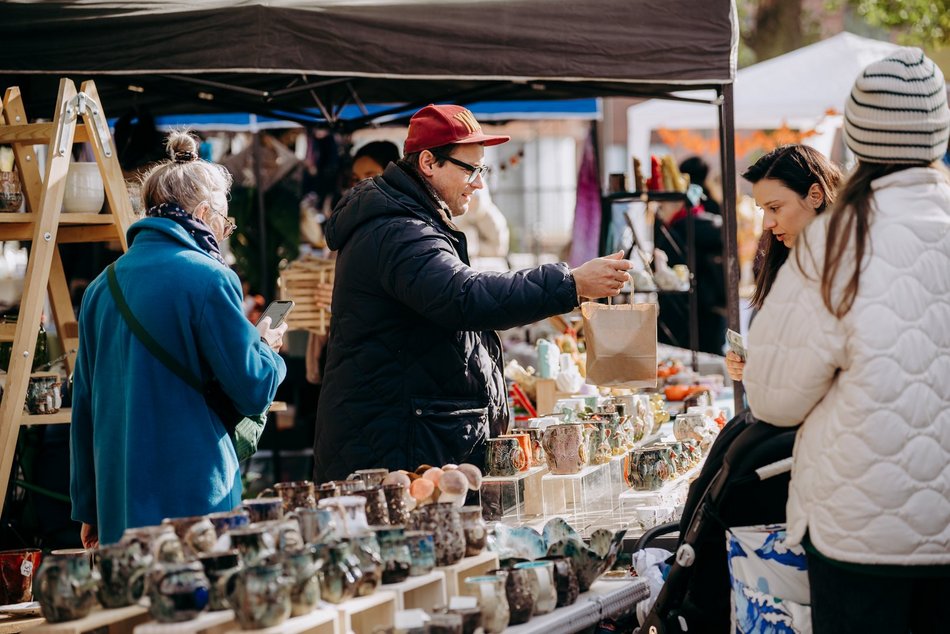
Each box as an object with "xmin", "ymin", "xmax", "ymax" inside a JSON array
[{"xmin": 20, "ymin": 560, "xmax": 33, "ymax": 576}]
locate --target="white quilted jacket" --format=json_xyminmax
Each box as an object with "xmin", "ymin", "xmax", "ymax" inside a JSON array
[{"xmin": 745, "ymin": 167, "xmax": 950, "ymax": 566}]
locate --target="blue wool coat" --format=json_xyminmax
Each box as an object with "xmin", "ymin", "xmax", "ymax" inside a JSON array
[{"xmin": 70, "ymin": 218, "xmax": 286, "ymax": 545}]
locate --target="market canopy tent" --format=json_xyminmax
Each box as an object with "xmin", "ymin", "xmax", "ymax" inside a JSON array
[
  {"xmin": 1, "ymin": 0, "xmax": 736, "ymax": 127},
  {"xmin": 627, "ymin": 32, "xmax": 902, "ymax": 162}
]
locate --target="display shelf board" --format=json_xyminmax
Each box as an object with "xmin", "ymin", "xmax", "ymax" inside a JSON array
[
  {"xmin": 436, "ymin": 551, "xmax": 499, "ymax": 599},
  {"xmin": 27, "ymin": 605, "xmax": 149, "ymax": 634},
  {"xmin": 334, "ymin": 591, "xmax": 395, "ymax": 634},
  {"xmin": 134, "ymin": 610, "xmax": 235, "ymax": 634},
  {"xmin": 222, "ymin": 608, "xmax": 336, "ymax": 634},
  {"xmin": 541, "ymin": 462, "xmax": 613, "ymax": 526},
  {"xmin": 383, "ymin": 571, "xmax": 446, "ymax": 611},
  {"xmin": 0, "ymin": 615, "xmax": 44, "ymax": 634},
  {"xmin": 503, "ymin": 579, "xmax": 650, "ymax": 634},
  {"xmin": 481, "ymin": 466, "xmax": 546, "ymax": 521}
]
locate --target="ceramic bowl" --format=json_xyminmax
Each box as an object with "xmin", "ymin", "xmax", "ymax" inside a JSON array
[{"xmin": 545, "ymin": 528, "xmax": 626, "ymax": 592}]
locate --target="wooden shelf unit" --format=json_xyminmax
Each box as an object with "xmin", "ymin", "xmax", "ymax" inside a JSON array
[{"xmin": 0, "ymin": 79, "xmax": 135, "ymax": 518}]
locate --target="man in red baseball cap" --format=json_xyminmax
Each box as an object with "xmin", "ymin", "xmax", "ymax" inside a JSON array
[{"xmin": 312, "ymin": 104, "xmax": 632, "ymax": 482}]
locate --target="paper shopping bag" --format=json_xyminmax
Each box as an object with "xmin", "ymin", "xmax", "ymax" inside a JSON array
[{"xmin": 581, "ymin": 301, "xmax": 657, "ymax": 388}]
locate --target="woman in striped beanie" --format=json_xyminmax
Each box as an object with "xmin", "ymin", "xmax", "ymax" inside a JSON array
[{"xmin": 744, "ymin": 48, "xmax": 950, "ymax": 633}]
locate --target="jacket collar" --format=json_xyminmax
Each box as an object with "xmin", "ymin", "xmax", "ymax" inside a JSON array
[
  {"xmin": 871, "ymin": 166, "xmax": 950, "ymax": 192},
  {"xmin": 126, "ymin": 217, "xmax": 222, "ymax": 263}
]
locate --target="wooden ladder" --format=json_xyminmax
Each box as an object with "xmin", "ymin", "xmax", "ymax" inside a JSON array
[{"xmin": 0, "ymin": 78, "xmax": 135, "ymax": 518}]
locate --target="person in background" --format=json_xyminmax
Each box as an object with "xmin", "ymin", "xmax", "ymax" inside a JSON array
[
  {"xmin": 70, "ymin": 131, "xmax": 287, "ymax": 547},
  {"xmin": 653, "ymin": 192, "xmax": 726, "ymax": 355},
  {"xmin": 745, "ymin": 48, "xmax": 950, "ymax": 632},
  {"xmin": 455, "ymin": 183, "xmax": 510, "ymax": 271},
  {"xmin": 679, "ymin": 156, "xmax": 721, "ymax": 216},
  {"xmin": 312, "ymin": 104, "xmax": 631, "ymax": 482},
  {"xmin": 726, "ymin": 145, "xmax": 842, "ymax": 382},
  {"xmin": 350, "ymin": 140, "xmax": 401, "ymax": 185}
]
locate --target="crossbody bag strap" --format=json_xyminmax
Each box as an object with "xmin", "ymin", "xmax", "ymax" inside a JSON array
[{"xmin": 105, "ymin": 263, "xmax": 204, "ymax": 393}]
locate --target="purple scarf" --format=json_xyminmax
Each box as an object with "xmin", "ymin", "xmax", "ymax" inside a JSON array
[{"xmin": 145, "ymin": 202, "xmax": 226, "ymax": 265}]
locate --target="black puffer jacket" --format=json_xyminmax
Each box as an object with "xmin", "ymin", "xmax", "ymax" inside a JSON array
[{"xmin": 312, "ymin": 164, "xmax": 578, "ymax": 482}]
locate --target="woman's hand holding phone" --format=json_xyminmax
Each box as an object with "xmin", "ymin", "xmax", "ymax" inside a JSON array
[{"xmin": 256, "ymin": 316, "xmax": 288, "ymax": 352}]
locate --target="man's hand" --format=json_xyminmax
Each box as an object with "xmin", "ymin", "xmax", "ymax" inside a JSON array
[
  {"xmin": 725, "ymin": 351, "xmax": 745, "ymax": 382},
  {"xmin": 314, "ymin": 282, "xmax": 333, "ymax": 311},
  {"xmin": 570, "ymin": 251, "xmax": 633, "ymax": 300},
  {"xmin": 256, "ymin": 316, "xmax": 289, "ymax": 352},
  {"xmin": 80, "ymin": 522, "xmax": 99, "ymax": 549}
]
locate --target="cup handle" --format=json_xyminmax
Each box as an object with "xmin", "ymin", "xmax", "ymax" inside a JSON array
[
  {"xmin": 126, "ymin": 567, "xmax": 147, "ymax": 604},
  {"xmin": 257, "ymin": 487, "xmax": 275, "ymax": 498},
  {"xmin": 512, "ymin": 447, "xmax": 527, "ymax": 471}
]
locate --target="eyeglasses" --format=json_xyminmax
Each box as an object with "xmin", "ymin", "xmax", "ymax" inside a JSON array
[
  {"xmin": 204, "ymin": 201, "xmax": 236, "ymax": 239},
  {"xmin": 434, "ymin": 153, "xmax": 491, "ymax": 184}
]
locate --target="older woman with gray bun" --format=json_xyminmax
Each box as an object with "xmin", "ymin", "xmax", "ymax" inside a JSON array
[{"xmin": 70, "ymin": 131, "xmax": 287, "ymax": 547}]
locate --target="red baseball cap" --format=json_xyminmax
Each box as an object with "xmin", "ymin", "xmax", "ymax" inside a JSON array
[{"xmin": 404, "ymin": 104, "xmax": 510, "ymax": 154}]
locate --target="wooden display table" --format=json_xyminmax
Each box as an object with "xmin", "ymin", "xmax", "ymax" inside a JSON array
[
  {"xmin": 334, "ymin": 591, "xmax": 395, "ymax": 634},
  {"xmin": 133, "ymin": 610, "xmax": 234, "ymax": 634},
  {"xmin": 436, "ymin": 551, "xmax": 499, "ymax": 599},
  {"xmin": 223, "ymin": 609, "xmax": 336, "ymax": 634},
  {"xmin": 23, "ymin": 605, "xmax": 148, "ymax": 634},
  {"xmin": 0, "ymin": 614, "xmax": 45, "ymax": 634},
  {"xmin": 382, "ymin": 571, "xmax": 446, "ymax": 611}
]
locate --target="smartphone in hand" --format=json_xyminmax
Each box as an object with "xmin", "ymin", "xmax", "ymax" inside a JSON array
[
  {"xmin": 257, "ymin": 300, "xmax": 295, "ymax": 329},
  {"xmin": 726, "ymin": 328, "xmax": 747, "ymax": 361}
]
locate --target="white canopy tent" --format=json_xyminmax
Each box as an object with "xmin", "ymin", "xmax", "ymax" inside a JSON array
[{"xmin": 627, "ymin": 32, "xmax": 901, "ymax": 164}]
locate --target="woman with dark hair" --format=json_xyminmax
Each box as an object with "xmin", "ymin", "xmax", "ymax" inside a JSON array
[
  {"xmin": 350, "ymin": 141, "xmax": 401, "ymax": 184},
  {"xmin": 745, "ymin": 48, "xmax": 950, "ymax": 632},
  {"xmin": 726, "ymin": 145, "xmax": 843, "ymax": 382}
]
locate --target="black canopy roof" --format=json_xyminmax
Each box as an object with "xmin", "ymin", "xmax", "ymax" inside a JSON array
[{"xmin": 1, "ymin": 0, "xmax": 737, "ymax": 127}]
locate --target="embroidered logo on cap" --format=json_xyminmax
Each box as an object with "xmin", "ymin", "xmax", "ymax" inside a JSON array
[{"xmin": 454, "ymin": 110, "xmax": 481, "ymax": 135}]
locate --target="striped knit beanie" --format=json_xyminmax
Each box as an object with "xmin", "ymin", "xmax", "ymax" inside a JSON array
[{"xmin": 844, "ymin": 47, "xmax": 950, "ymax": 164}]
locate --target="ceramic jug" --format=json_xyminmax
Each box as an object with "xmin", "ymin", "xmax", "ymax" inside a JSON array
[
  {"xmin": 34, "ymin": 551, "xmax": 99, "ymax": 623},
  {"xmin": 227, "ymin": 556, "xmax": 293, "ymax": 629},
  {"xmin": 541, "ymin": 424, "xmax": 587, "ymax": 475}
]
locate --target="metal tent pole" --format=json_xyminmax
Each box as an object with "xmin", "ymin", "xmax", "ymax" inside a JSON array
[{"xmin": 718, "ymin": 83, "xmax": 744, "ymax": 414}]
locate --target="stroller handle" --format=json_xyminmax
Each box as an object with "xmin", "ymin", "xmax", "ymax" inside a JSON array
[{"xmin": 755, "ymin": 457, "xmax": 793, "ymax": 481}]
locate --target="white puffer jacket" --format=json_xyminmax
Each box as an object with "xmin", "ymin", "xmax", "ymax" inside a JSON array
[{"xmin": 745, "ymin": 167, "xmax": 950, "ymax": 566}]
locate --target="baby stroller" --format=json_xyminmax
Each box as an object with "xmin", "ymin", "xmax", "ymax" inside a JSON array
[{"xmin": 636, "ymin": 411, "xmax": 798, "ymax": 633}]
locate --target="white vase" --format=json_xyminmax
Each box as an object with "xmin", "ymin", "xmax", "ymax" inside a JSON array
[{"xmin": 63, "ymin": 162, "xmax": 104, "ymax": 213}]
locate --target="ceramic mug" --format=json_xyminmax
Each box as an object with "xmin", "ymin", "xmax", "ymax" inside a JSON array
[
  {"xmin": 404, "ymin": 530, "xmax": 436, "ymax": 577},
  {"xmin": 34, "ymin": 550, "xmax": 99, "ymax": 623},
  {"xmin": 207, "ymin": 509, "xmax": 251, "ymax": 537},
  {"xmin": 161, "ymin": 516, "xmax": 217, "ymax": 556},
  {"xmin": 343, "ymin": 532, "xmax": 382, "ymax": 596},
  {"xmin": 317, "ymin": 495, "xmax": 370, "ymax": 538},
  {"xmin": 626, "ymin": 445, "xmax": 673, "ymax": 491},
  {"xmin": 96, "ymin": 541, "xmax": 149, "ymax": 608},
  {"xmin": 458, "ymin": 506, "xmax": 487, "ymax": 557},
  {"xmin": 512, "ymin": 428, "xmax": 545, "ymax": 466},
  {"xmin": 227, "ymin": 555, "xmax": 293, "ymax": 629},
  {"xmin": 539, "ymin": 556, "xmax": 579, "ymax": 607},
  {"xmin": 332, "ymin": 479, "xmax": 367, "ymax": 495},
  {"xmin": 485, "ymin": 437, "xmax": 527, "ymax": 477},
  {"xmin": 351, "ymin": 486, "xmax": 390, "ymax": 526},
  {"xmin": 314, "ymin": 482, "xmax": 340, "ymax": 503},
  {"xmin": 120, "ymin": 524, "xmax": 184, "ymax": 564},
  {"xmin": 259, "ymin": 481, "xmax": 317, "ymax": 513},
  {"xmin": 673, "ymin": 413, "xmax": 707, "ymax": 443},
  {"xmin": 497, "ymin": 566, "xmax": 536, "ymax": 625},
  {"xmin": 0, "ymin": 170, "xmax": 23, "ymax": 212},
  {"xmin": 373, "ymin": 526, "xmax": 411, "ymax": 585},
  {"xmin": 25, "ymin": 372, "xmax": 62, "ymax": 415},
  {"xmin": 227, "ymin": 525, "xmax": 275, "ymax": 566},
  {"xmin": 243, "ymin": 497, "xmax": 284, "ymax": 523},
  {"xmin": 281, "ymin": 545, "xmax": 321, "ymax": 617},
  {"xmin": 251, "ymin": 519, "xmax": 304, "ymax": 553},
  {"xmin": 541, "ymin": 423, "xmax": 587, "ymax": 475},
  {"xmin": 498, "ymin": 433, "xmax": 532, "ymax": 472},
  {"xmin": 346, "ymin": 468, "xmax": 389, "ymax": 488},
  {"xmin": 513, "ymin": 560, "xmax": 557, "ymax": 615},
  {"xmin": 197, "ymin": 550, "xmax": 242, "ymax": 612},
  {"xmin": 314, "ymin": 541, "xmax": 362, "ymax": 604},
  {"xmin": 464, "ymin": 573, "xmax": 510, "ymax": 634},
  {"xmin": 286, "ymin": 507, "xmax": 337, "ymax": 544},
  {"xmin": 148, "ymin": 561, "xmax": 210, "ymax": 623},
  {"xmin": 382, "ymin": 484, "xmax": 410, "ymax": 526},
  {"xmin": 0, "ymin": 548, "xmax": 41, "ymax": 604},
  {"xmin": 407, "ymin": 503, "xmax": 464, "ymax": 567}
]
